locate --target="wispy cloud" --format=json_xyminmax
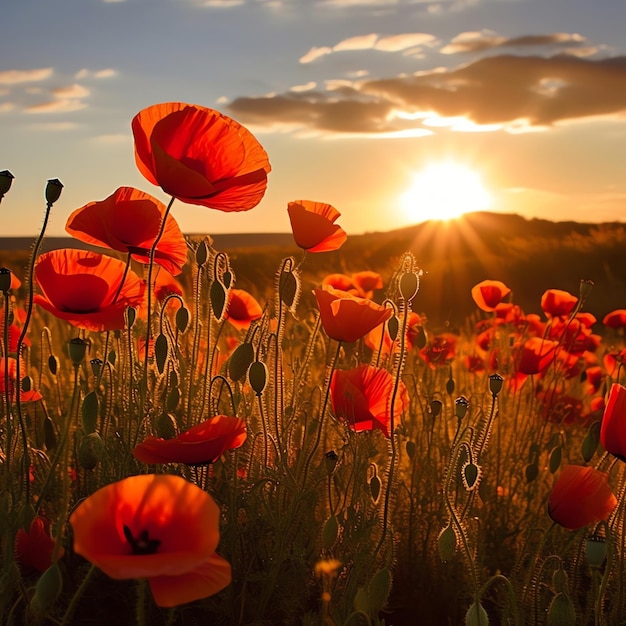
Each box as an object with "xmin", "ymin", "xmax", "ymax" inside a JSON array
[
  {"xmin": 228, "ymin": 52, "xmax": 626, "ymax": 136},
  {"xmin": 25, "ymin": 121, "xmax": 80, "ymax": 131},
  {"xmin": 25, "ymin": 99, "xmax": 88, "ymax": 114},
  {"xmin": 300, "ymin": 32, "xmax": 436, "ymax": 64},
  {"xmin": 290, "ymin": 82, "xmax": 317, "ymax": 92},
  {"xmin": 75, "ymin": 68, "xmax": 118, "ymax": 79},
  {"xmin": 52, "ymin": 84, "xmax": 91, "ymax": 99},
  {"xmin": 92, "ymin": 133, "xmax": 130, "ymax": 144},
  {"xmin": 0, "ymin": 68, "xmax": 53, "ymax": 86},
  {"xmin": 440, "ymin": 31, "xmax": 587, "ymax": 54}
]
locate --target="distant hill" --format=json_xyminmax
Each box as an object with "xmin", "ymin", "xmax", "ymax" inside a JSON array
[{"xmin": 1, "ymin": 212, "xmax": 625, "ymax": 328}]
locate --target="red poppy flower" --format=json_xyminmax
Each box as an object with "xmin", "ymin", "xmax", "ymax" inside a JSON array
[
  {"xmin": 330, "ymin": 365, "xmax": 408, "ymax": 437},
  {"xmin": 314, "ymin": 286, "xmax": 393, "ymax": 344},
  {"xmin": 321, "ymin": 273, "xmax": 358, "ymax": 295},
  {"xmin": 0, "ymin": 320, "xmax": 31, "ymax": 353},
  {"xmin": 419, "ymin": 332, "xmax": 457, "ymax": 369},
  {"xmin": 548, "ymin": 465, "xmax": 617, "ymax": 530},
  {"xmin": 69, "ymin": 474, "xmax": 231, "ymax": 607},
  {"xmin": 0, "ymin": 358, "xmax": 42, "ymax": 402},
  {"xmin": 471, "ymin": 280, "xmax": 511, "ymax": 312},
  {"xmin": 536, "ymin": 388, "xmax": 585, "ymax": 425},
  {"xmin": 66, "ymin": 187, "xmax": 188, "ymax": 276},
  {"xmin": 585, "ymin": 365, "xmax": 604, "ymax": 395},
  {"xmin": 132, "ymin": 415, "xmax": 247, "ymax": 465},
  {"xmin": 15, "ymin": 515, "xmax": 61, "ymax": 574},
  {"xmin": 351, "ymin": 271, "xmax": 383, "ymax": 299},
  {"xmin": 515, "ymin": 337, "xmax": 558, "ymax": 375},
  {"xmin": 603, "ymin": 309, "xmax": 626, "ymax": 329},
  {"xmin": 153, "ymin": 268, "xmax": 184, "ymax": 302},
  {"xmin": 541, "ymin": 289, "xmax": 578, "ymax": 318},
  {"xmin": 132, "ymin": 102, "xmax": 271, "ymax": 212},
  {"xmin": 34, "ymin": 249, "xmax": 145, "ymax": 332},
  {"xmin": 600, "ymin": 383, "xmax": 626, "ymax": 462},
  {"xmin": 225, "ymin": 289, "xmax": 263, "ymax": 331},
  {"xmin": 287, "ymin": 200, "xmax": 347, "ymax": 253}
]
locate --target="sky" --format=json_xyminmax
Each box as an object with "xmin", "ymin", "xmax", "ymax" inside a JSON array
[{"xmin": 2, "ymin": 0, "xmax": 626, "ymax": 239}]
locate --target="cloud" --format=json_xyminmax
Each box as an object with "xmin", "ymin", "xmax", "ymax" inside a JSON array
[
  {"xmin": 0, "ymin": 68, "xmax": 53, "ymax": 85},
  {"xmin": 75, "ymin": 68, "xmax": 118, "ymax": 79},
  {"xmin": 25, "ymin": 99, "xmax": 88, "ymax": 114},
  {"xmin": 227, "ymin": 53, "xmax": 626, "ymax": 136},
  {"xmin": 52, "ymin": 84, "xmax": 91, "ymax": 99},
  {"xmin": 300, "ymin": 47, "xmax": 333, "ymax": 64},
  {"xmin": 300, "ymin": 32, "xmax": 436, "ymax": 64},
  {"xmin": 0, "ymin": 103, "xmax": 15, "ymax": 113},
  {"xmin": 25, "ymin": 122, "xmax": 79, "ymax": 131},
  {"xmin": 440, "ymin": 31, "xmax": 587, "ymax": 54},
  {"xmin": 290, "ymin": 81, "xmax": 317, "ymax": 92},
  {"xmin": 93, "ymin": 133, "xmax": 129, "ymax": 144},
  {"xmin": 198, "ymin": 0, "xmax": 245, "ymax": 6}
]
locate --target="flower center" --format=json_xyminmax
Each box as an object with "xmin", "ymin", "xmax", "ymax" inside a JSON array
[{"xmin": 123, "ymin": 525, "xmax": 161, "ymax": 555}]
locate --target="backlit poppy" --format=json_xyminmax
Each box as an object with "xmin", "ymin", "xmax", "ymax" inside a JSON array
[
  {"xmin": 225, "ymin": 289, "xmax": 263, "ymax": 331},
  {"xmin": 287, "ymin": 200, "xmax": 347, "ymax": 253},
  {"xmin": 314, "ymin": 286, "xmax": 393, "ymax": 344},
  {"xmin": 515, "ymin": 337, "xmax": 558, "ymax": 376},
  {"xmin": 600, "ymin": 383, "xmax": 626, "ymax": 462},
  {"xmin": 603, "ymin": 309, "xmax": 626, "ymax": 330},
  {"xmin": 351, "ymin": 271, "xmax": 383, "ymax": 299},
  {"xmin": 419, "ymin": 332, "xmax": 457, "ymax": 369},
  {"xmin": 330, "ymin": 365, "xmax": 408, "ymax": 437},
  {"xmin": 365, "ymin": 311, "xmax": 422, "ymax": 354},
  {"xmin": 0, "ymin": 320, "xmax": 31, "ymax": 353},
  {"xmin": 66, "ymin": 187, "xmax": 188, "ymax": 276},
  {"xmin": 34, "ymin": 249, "xmax": 145, "ymax": 332},
  {"xmin": 541, "ymin": 289, "xmax": 578, "ymax": 318},
  {"xmin": 132, "ymin": 415, "xmax": 246, "ymax": 465},
  {"xmin": 0, "ymin": 358, "xmax": 42, "ymax": 402},
  {"xmin": 321, "ymin": 273, "xmax": 358, "ymax": 295},
  {"xmin": 548, "ymin": 465, "xmax": 616, "ymax": 530},
  {"xmin": 69, "ymin": 474, "xmax": 231, "ymax": 607},
  {"xmin": 471, "ymin": 280, "xmax": 511, "ymax": 312},
  {"xmin": 132, "ymin": 102, "xmax": 270, "ymax": 211},
  {"xmin": 15, "ymin": 515, "xmax": 61, "ymax": 574}
]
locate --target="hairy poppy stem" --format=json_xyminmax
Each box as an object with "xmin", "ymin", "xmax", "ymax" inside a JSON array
[{"xmin": 142, "ymin": 196, "xmax": 176, "ymax": 405}]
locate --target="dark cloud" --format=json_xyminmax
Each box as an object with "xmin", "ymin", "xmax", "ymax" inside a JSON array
[{"xmin": 227, "ymin": 54, "xmax": 626, "ymax": 135}]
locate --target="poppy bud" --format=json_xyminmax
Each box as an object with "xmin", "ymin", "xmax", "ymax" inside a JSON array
[
  {"xmin": 585, "ymin": 536, "xmax": 607, "ymax": 568},
  {"xmin": 125, "ymin": 306, "xmax": 136, "ymax": 328},
  {"xmin": 430, "ymin": 399, "xmax": 442, "ymax": 418},
  {"xmin": 325, "ymin": 450, "xmax": 339, "ymax": 474},
  {"xmin": 81, "ymin": 391, "xmax": 99, "ymax": 434},
  {"xmin": 446, "ymin": 377, "xmax": 455, "ymax": 396},
  {"xmin": 78, "ymin": 432, "xmax": 104, "ymax": 469},
  {"xmin": 465, "ymin": 601, "xmax": 489, "ymax": 626},
  {"xmin": 90, "ymin": 358, "xmax": 103, "ymax": 378},
  {"xmin": 552, "ymin": 566, "xmax": 568, "ymax": 593},
  {"xmin": 0, "ymin": 267, "xmax": 12, "ymax": 293},
  {"xmin": 229, "ymin": 342, "xmax": 254, "ymax": 382},
  {"xmin": 489, "ymin": 373, "xmax": 503, "ymax": 397},
  {"xmin": 21, "ymin": 376, "xmax": 34, "ymax": 392},
  {"xmin": 210, "ymin": 280, "xmax": 227, "ymax": 320},
  {"xmin": 248, "ymin": 360, "xmax": 267, "ymax": 396},
  {"xmin": 195, "ymin": 240, "xmax": 209, "ymax": 266},
  {"xmin": 399, "ymin": 271, "xmax": 420, "ymax": 302},
  {"xmin": 406, "ymin": 440, "xmax": 416, "ymax": 459},
  {"xmin": 176, "ymin": 306, "xmax": 190, "ymax": 333},
  {"xmin": 387, "ymin": 316, "xmax": 399, "ymax": 342},
  {"xmin": 455, "ymin": 396, "xmax": 470, "ymax": 420},
  {"xmin": 438, "ymin": 523, "xmax": 457, "ymax": 561},
  {"xmin": 279, "ymin": 268, "xmax": 299, "ymax": 309},
  {"xmin": 154, "ymin": 333, "xmax": 168, "ymax": 374},
  {"xmin": 546, "ymin": 592, "xmax": 576, "ymax": 626},
  {"xmin": 369, "ymin": 473, "xmax": 381, "ymax": 503},
  {"xmin": 67, "ymin": 337, "xmax": 89, "ymax": 365},
  {"xmin": 0, "ymin": 170, "xmax": 14, "ymax": 201},
  {"xmin": 31, "ymin": 562, "xmax": 63, "ymax": 615},
  {"xmin": 45, "ymin": 178, "xmax": 63, "ymax": 205},
  {"xmin": 48, "ymin": 355, "xmax": 59, "ymax": 376}
]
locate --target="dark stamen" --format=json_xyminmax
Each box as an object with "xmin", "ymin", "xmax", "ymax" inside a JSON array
[{"xmin": 123, "ymin": 524, "xmax": 161, "ymax": 555}]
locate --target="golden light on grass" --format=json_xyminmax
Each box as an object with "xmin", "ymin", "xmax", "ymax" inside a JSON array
[{"xmin": 400, "ymin": 161, "xmax": 492, "ymax": 222}]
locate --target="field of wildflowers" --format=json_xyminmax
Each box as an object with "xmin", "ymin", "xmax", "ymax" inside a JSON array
[{"xmin": 2, "ymin": 102, "xmax": 626, "ymax": 626}]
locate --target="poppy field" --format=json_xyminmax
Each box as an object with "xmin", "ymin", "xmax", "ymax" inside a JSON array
[{"xmin": 2, "ymin": 102, "xmax": 626, "ymax": 626}]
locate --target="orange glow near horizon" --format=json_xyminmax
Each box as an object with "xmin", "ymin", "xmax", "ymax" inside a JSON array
[{"xmin": 400, "ymin": 161, "xmax": 492, "ymax": 223}]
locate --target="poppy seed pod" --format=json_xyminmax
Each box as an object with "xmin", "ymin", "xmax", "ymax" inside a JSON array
[
  {"xmin": 0, "ymin": 268, "xmax": 12, "ymax": 293},
  {"xmin": 455, "ymin": 396, "xmax": 470, "ymax": 420},
  {"xmin": 0, "ymin": 170, "xmax": 14, "ymax": 199},
  {"xmin": 45, "ymin": 178, "xmax": 63, "ymax": 205},
  {"xmin": 585, "ymin": 536, "xmax": 607, "ymax": 568},
  {"xmin": 325, "ymin": 450, "xmax": 339, "ymax": 474},
  {"xmin": 489, "ymin": 373, "xmax": 504, "ymax": 397},
  {"xmin": 67, "ymin": 337, "xmax": 89, "ymax": 365}
]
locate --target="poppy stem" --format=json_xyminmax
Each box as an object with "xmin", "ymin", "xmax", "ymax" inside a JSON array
[
  {"xmin": 302, "ymin": 340, "xmax": 342, "ymax": 484},
  {"xmin": 142, "ymin": 196, "xmax": 176, "ymax": 405}
]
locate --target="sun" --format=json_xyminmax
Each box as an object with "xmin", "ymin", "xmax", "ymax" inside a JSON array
[{"xmin": 400, "ymin": 161, "xmax": 492, "ymax": 222}]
